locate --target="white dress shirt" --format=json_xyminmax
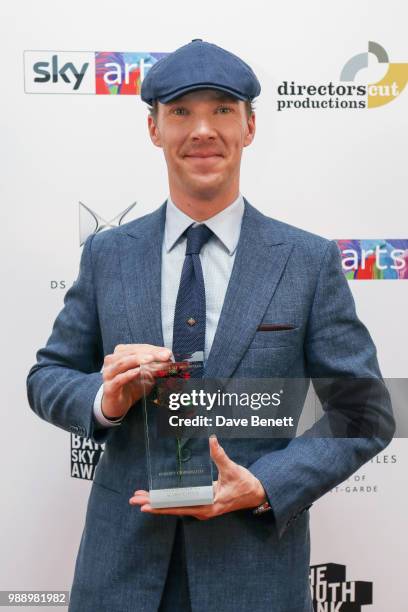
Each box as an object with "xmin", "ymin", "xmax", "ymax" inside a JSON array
[{"xmin": 93, "ymin": 193, "xmax": 245, "ymax": 427}]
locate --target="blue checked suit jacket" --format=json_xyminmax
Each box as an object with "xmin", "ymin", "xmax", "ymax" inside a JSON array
[{"xmin": 27, "ymin": 199, "xmax": 394, "ymax": 612}]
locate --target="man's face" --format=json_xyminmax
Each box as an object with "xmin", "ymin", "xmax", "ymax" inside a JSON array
[{"xmin": 147, "ymin": 89, "xmax": 256, "ymax": 199}]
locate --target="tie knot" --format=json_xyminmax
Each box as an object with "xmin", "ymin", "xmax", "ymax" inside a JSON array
[{"xmin": 185, "ymin": 224, "xmax": 213, "ymax": 255}]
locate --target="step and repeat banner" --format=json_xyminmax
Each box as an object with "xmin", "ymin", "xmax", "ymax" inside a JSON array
[{"xmin": 2, "ymin": 1, "xmax": 407, "ymax": 610}]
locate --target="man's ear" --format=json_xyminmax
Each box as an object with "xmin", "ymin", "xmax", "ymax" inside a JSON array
[
  {"xmin": 148, "ymin": 115, "xmax": 162, "ymax": 148},
  {"xmin": 243, "ymin": 112, "xmax": 256, "ymax": 147}
]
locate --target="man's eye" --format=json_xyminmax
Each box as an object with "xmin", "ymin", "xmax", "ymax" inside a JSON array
[
  {"xmin": 173, "ymin": 108, "xmax": 188, "ymax": 115},
  {"xmin": 217, "ymin": 106, "xmax": 232, "ymax": 113}
]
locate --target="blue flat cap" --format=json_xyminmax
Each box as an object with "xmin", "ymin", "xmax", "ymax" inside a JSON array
[{"xmin": 141, "ymin": 39, "xmax": 261, "ymax": 105}]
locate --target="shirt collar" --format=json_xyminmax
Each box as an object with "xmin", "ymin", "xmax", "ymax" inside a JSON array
[{"xmin": 164, "ymin": 193, "xmax": 245, "ymax": 255}]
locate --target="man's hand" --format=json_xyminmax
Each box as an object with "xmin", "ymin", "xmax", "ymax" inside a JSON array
[
  {"xmin": 101, "ymin": 344, "xmax": 173, "ymax": 420},
  {"xmin": 129, "ymin": 435, "xmax": 267, "ymax": 519}
]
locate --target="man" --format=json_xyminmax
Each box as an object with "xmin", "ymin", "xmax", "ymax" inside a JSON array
[{"xmin": 27, "ymin": 40, "xmax": 394, "ymax": 612}]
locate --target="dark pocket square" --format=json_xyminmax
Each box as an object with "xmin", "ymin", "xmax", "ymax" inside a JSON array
[{"xmin": 257, "ymin": 323, "xmax": 295, "ymax": 331}]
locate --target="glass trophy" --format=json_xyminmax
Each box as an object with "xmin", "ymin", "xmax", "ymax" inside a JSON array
[{"xmin": 141, "ymin": 352, "xmax": 214, "ymax": 508}]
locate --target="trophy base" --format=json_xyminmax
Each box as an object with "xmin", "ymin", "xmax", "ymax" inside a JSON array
[{"xmin": 150, "ymin": 485, "xmax": 214, "ymax": 508}]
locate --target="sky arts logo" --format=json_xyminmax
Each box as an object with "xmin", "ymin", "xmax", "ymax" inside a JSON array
[
  {"xmin": 336, "ymin": 239, "xmax": 408, "ymax": 279},
  {"xmin": 277, "ymin": 41, "xmax": 408, "ymax": 111},
  {"xmin": 24, "ymin": 50, "xmax": 167, "ymax": 94}
]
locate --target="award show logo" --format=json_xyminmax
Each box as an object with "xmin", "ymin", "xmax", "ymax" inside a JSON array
[
  {"xmin": 277, "ymin": 41, "xmax": 408, "ymax": 111},
  {"xmin": 24, "ymin": 51, "xmax": 167, "ymax": 94},
  {"xmin": 310, "ymin": 563, "xmax": 373, "ymax": 611},
  {"xmin": 71, "ymin": 435, "xmax": 104, "ymax": 480},
  {"xmin": 330, "ymin": 452, "xmax": 397, "ymax": 495},
  {"xmin": 79, "ymin": 201, "xmax": 138, "ymax": 245},
  {"xmin": 336, "ymin": 239, "xmax": 408, "ymax": 279}
]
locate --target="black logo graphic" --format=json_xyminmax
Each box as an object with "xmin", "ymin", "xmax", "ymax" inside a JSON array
[
  {"xmin": 310, "ymin": 563, "xmax": 373, "ymax": 611},
  {"xmin": 71, "ymin": 435, "xmax": 104, "ymax": 480}
]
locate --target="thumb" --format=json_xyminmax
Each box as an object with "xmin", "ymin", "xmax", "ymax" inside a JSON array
[{"xmin": 209, "ymin": 435, "xmax": 231, "ymax": 472}]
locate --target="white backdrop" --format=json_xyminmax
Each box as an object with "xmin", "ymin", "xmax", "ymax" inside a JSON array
[{"xmin": 1, "ymin": 1, "xmax": 407, "ymax": 610}]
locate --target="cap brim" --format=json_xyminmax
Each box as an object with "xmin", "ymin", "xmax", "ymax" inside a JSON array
[{"xmin": 157, "ymin": 84, "xmax": 248, "ymax": 103}]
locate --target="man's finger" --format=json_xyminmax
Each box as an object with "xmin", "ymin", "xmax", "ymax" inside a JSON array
[
  {"xmin": 209, "ymin": 435, "xmax": 232, "ymax": 471},
  {"xmin": 139, "ymin": 504, "xmax": 216, "ymax": 517},
  {"xmin": 114, "ymin": 344, "xmax": 172, "ymax": 359},
  {"xmin": 129, "ymin": 494, "xmax": 150, "ymax": 506},
  {"xmin": 104, "ymin": 354, "xmax": 153, "ymax": 380}
]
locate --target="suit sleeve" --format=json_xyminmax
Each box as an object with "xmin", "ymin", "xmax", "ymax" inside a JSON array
[
  {"xmin": 26, "ymin": 234, "xmax": 115, "ymax": 445},
  {"xmin": 248, "ymin": 240, "xmax": 395, "ymax": 538}
]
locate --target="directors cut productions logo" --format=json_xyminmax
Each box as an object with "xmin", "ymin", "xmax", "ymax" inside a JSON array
[
  {"xmin": 310, "ymin": 563, "xmax": 373, "ymax": 611},
  {"xmin": 24, "ymin": 50, "xmax": 167, "ymax": 94},
  {"xmin": 336, "ymin": 239, "xmax": 408, "ymax": 279},
  {"xmin": 277, "ymin": 41, "xmax": 408, "ymax": 111}
]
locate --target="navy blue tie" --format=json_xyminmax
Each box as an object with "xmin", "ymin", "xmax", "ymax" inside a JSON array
[{"xmin": 172, "ymin": 223, "xmax": 213, "ymax": 376}]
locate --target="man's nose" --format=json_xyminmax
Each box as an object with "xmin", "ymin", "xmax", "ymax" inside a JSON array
[{"xmin": 189, "ymin": 118, "xmax": 217, "ymax": 140}]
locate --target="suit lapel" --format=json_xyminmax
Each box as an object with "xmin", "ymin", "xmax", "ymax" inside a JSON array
[
  {"xmin": 204, "ymin": 200, "xmax": 294, "ymax": 379},
  {"xmin": 118, "ymin": 202, "xmax": 166, "ymax": 347},
  {"xmin": 118, "ymin": 199, "xmax": 293, "ymax": 375},
  {"xmin": 119, "ymin": 199, "xmax": 294, "ymax": 452},
  {"xmin": 118, "ymin": 199, "xmax": 293, "ymax": 380}
]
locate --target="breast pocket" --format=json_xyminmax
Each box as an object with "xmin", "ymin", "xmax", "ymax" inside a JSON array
[{"xmin": 249, "ymin": 325, "xmax": 302, "ymax": 349}]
